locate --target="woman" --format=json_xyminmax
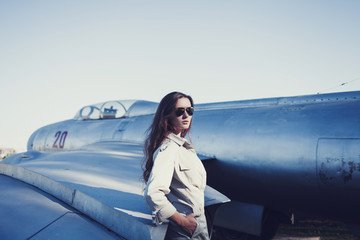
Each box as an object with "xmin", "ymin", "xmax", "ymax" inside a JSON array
[{"xmin": 143, "ymin": 92, "xmax": 209, "ymax": 240}]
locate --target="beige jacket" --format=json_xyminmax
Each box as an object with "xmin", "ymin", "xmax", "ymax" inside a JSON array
[{"xmin": 144, "ymin": 133, "xmax": 207, "ymax": 225}]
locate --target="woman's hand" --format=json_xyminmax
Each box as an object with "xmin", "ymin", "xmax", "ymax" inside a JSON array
[
  {"xmin": 170, "ymin": 212, "xmax": 197, "ymax": 236},
  {"xmin": 181, "ymin": 213, "xmax": 197, "ymax": 235}
]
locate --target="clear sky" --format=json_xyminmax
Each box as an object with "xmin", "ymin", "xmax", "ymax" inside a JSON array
[{"xmin": 1, "ymin": 0, "xmax": 360, "ymax": 152}]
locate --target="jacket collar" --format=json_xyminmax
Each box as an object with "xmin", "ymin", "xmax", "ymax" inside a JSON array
[{"xmin": 166, "ymin": 132, "xmax": 193, "ymax": 149}]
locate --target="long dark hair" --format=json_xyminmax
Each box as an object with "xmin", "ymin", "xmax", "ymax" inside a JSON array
[{"xmin": 142, "ymin": 92, "xmax": 194, "ymax": 183}]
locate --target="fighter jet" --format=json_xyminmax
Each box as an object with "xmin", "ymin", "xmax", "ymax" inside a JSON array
[{"xmin": 2, "ymin": 91, "xmax": 360, "ymax": 239}]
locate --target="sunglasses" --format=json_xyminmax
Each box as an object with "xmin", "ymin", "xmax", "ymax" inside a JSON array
[{"xmin": 174, "ymin": 107, "xmax": 194, "ymax": 117}]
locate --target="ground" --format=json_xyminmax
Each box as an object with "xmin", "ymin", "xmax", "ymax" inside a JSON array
[{"xmin": 275, "ymin": 218, "xmax": 358, "ymax": 240}]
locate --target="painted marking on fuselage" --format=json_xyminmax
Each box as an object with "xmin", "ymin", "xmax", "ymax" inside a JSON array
[{"xmin": 52, "ymin": 131, "xmax": 68, "ymax": 149}]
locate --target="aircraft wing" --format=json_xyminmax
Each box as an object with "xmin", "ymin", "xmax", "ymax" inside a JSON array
[
  {"xmin": 0, "ymin": 174, "xmax": 122, "ymax": 240},
  {"xmin": 1, "ymin": 140, "xmax": 229, "ymax": 240}
]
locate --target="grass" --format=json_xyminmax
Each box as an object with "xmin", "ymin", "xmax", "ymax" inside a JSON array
[{"xmin": 277, "ymin": 218, "xmax": 358, "ymax": 240}]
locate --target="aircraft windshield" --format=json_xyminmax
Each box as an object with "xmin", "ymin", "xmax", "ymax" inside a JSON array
[{"xmin": 74, "ymin": 100, "xmax": 137, "ymax": 120}]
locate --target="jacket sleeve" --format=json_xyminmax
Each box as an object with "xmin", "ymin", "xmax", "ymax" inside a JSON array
[{"xmin": 144, "ymin": 144, "xmax": 177, "ymax": 224}]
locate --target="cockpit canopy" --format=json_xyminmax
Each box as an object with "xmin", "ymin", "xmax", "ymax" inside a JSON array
[{"xmin": 74, "ymin": 100, "xmax": 158, "ymax": 120}]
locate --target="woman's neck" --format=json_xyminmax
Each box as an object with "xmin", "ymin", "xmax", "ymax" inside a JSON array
[{"xmin": 171, "ymin": 130, "xmax": 182, "ymax": 138}]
